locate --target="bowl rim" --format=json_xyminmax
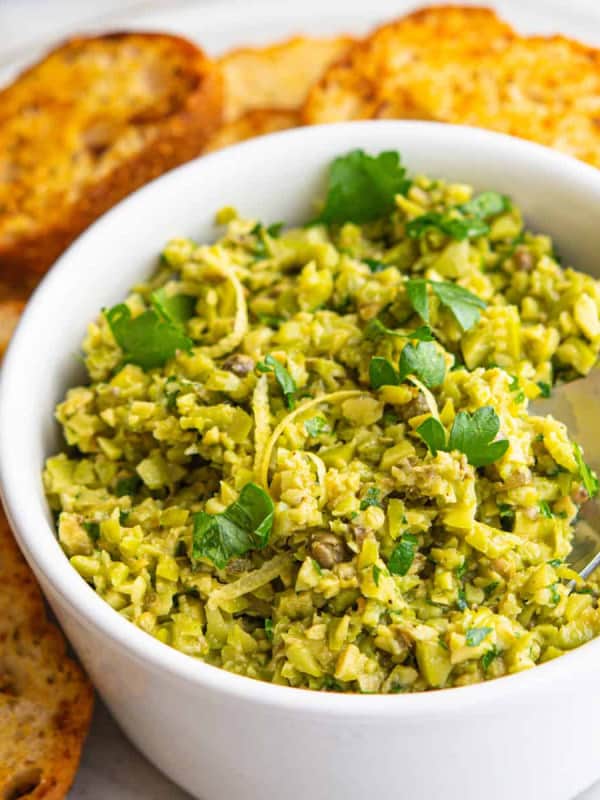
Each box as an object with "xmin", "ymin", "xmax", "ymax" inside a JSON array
[{"xmin": 3, "ymin": 119, "xmax": 600, "ymax": 716}]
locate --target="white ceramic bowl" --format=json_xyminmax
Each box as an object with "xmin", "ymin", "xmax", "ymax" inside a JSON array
[{"xmin": 2, "ymin": 121, "xmax": 600, "ymax": 800}]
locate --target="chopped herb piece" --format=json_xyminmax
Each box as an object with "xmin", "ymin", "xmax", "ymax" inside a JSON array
[
  {"xmin": 508, "ymin": 375, "xmax": 519, "ymax": 391},
  {"xmin": 115, "ymin": 475, "xmax": 141, "ymax": 497},
  {"xmin": 406, "ymin": 278, "xmax": 430, "ymax": 323},
  {"xmin": 264, "ymin": 618, "xmax": 274, "ymax": 641},
  {"xmin": 406, "ymin": 211, "xmax": 489, "ymax": 241},
  {"xmin": 548, "ymin": 559, "xmax": 562, "ymax": 568},
  {"xmin": 455, "ymin": 562, "xmax": 468, "ymax": 580},
  {"xmin": 573, "ymin": 443, "xmax": 599, "ymax": 497},
  {"xmin": 119, "ymin": 511, "xmax": 130, "ymax": 526},
  {"xmin": 448, "ymin": 406, "xmax": 509, "ymax": 467},
  {"xmin": 484, "ymin": 581, "xmax": 500, "ymax": 598},
  {"xmin": 481, "ymin": 646, "xmax": 499, "ymax": 671},
  {"xmin": 372, "ymin": 565, "xmax": 382, "ymax": 586},
  {"xmin": 388, "ymin": 533, "xmax": 418, "ymax": 576},
  {"xmin": 192, "ymin": 483, "xmax": 274, "ymax": 569},
  {"xmin": 457, "ymin": 589, "xmax": 468, "ymax": 611},
  {"xmin": 257, "ymin": 354, "xmax": 297, "ymax": 409},
  {"xmin": 406, "ymin": 278, "xmax": 485, "ymax": 332},
  {"xmin": 105, "ymin": 302, "xmax": 193, "ymax": 370},
  {"xmin": 322, "ymin": 675, "xmax": 345, "ymax": 691},
  {"xmin": 382, "ymin": 411, "xmax": 399, "ymax": 426},
  {"xmin": 398, "ymin": 341, "xmax": 446, "ymax": 388},
  {"xmin": 360, "ymin": 487, "xmax": 382, "ymax": 510},
  {"xmin": 83, "ymin": 521, "xmax": 100, "ymax": 541},
  {"xmin": 537, "ymin": 381, "xmax": 551, "ymax": 398},
  {"xmin": 429, "ymin": 281, "xmax": 486, "ymax": 332},
  {"xmin": 465, "ymin": 626, "xmax": 493, "ymax": 647},
  {"xmin": 369, "ymin": 356, "xmax": 399, "ymax": 389},
  {"xmin": 459, "ymin": 192, "xmax": 509, "ymax": 218},
  {"xmin": 550, "ymin": 584, "xmax": 561, "ymax": 605},
  {"xmin": 313, "ymin": 149, "xmax": 410, "ymax": 224},
  {"xmin": 364, "ymin": 318, "xmax": 434, "ymax": 342},
  {"xmin": 416, "ymin": 416, "xmax": 447, "ymax": 456},
  {"xmin": 150, "ymin": 288, "xmax": 196, "ymax": 326},
  {"xmin": 257, "ymin": 313, "xmax": 283, "ymax": 329},
  {"xmin": 312, "ymin": 559, "xmax": 323, "ymax": 576},
  {"xmin": 304, "ymin": 416, "xmax": 328, "ymax": 437},
  {"xmin": 266, "ymin": 222, "xmax": 284, "ymax": 237},
  {"xmin": 498, "ymin": 503, "xmax": 515, "ymax": 531},
  {"xmin": 539, "ymin": 500, "xmax": 553, "ymax": 519},
  {"xmin": 364, "ymin": 257, "xmax": 389, "ymax": 273}
]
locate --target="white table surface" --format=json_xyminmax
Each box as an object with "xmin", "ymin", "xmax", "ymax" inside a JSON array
[{"xmin": 1, "ymin": 1, "xmax": 600, "ymax": 798}]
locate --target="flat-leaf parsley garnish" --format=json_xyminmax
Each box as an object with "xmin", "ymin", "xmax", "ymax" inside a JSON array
[
  {"xmin": 105, "ymin": 289, "xmax": 195, "ymax": 370},
  {"xmin": 364, "ymin": 317, "xmax": 433, "ymax": 342},
  {"xmin": 192, "ymin": 483, "xmax": 274, "ymax": 569},
  {"xmin": 406, "ymin": 278, "xmax": 486, "ymax": 332},
  {"xmin": 448, "ymin": 406, "xmax": 509, "ymax": 467},
  {"xmin": 388, "ymin": 533, "xmax": 418, "ymax": 576},
  {"xmin": 406, "ymin": 191, "xmax": 509, "ymax": 241},
  {"xmin": 257, "ymin": 354, "xmax": 297, "ymax": 409},
  {"xmin": 416, "ymin": 406, "xmax": 509, "ymax": 468},
  {"xmin": 398, "ymin": 341, "xmax": 446, "ymax": 388},
  {"xmin": 313, "ymin": 149, "xmax": 410, "ymax": 225}
]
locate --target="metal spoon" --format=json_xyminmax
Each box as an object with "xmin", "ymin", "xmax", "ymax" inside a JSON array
[{"xmin": 530, "ymin": 369, "xmax": 600, "ymax": 580}]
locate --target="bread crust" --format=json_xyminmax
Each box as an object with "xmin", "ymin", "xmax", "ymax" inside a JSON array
[
  {"xmin": 302, "ymin": 5, "xmax": 600, "ymax": 168},
  {"xmin": 0, "ymin": 32, "xmax": 224, "ymax": 284},
  {"xmin": 0, "ymin": 511, "xmax": 94, "ymax": 799}
]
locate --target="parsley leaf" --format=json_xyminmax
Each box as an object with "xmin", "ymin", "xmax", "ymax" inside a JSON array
[
  {"xmin": 537, "ymin": 381, "xmax": 551, "ymax": 398},
  {"xmin": 430, "ymin": 281, "xmax": 486, "ymax": 332},
  {"xmin": 465, "ymin": 626, "xmax": 493, "ymax": 647},
  {"xmin": 498, "ymin": 503, "xmax": 515, "ymax": 531},
  {"xmin": 481, "ymin": 646, "xmax": 499, "ymax": 671},
  {"xmin": 372, "ymin": 565, "xmax": 382, "ymax": 586},
  {"xmin": 360, "ymin": 487, "xmax": 382, "ymax": 510},
  {"xmin": 448, "ymin": 406, "xmax": 509, "ymax": 467},
  {"xmin": 573, "ymin": 443, "xmax": 599, "ymax": 497},
  {"xmin": 115, "ymin": 475, "xmax": 141, "ymax": 497},
  {"xmin": 364, "ymin": 317, "xmax": 433, "ymax": 342},
  {"xmin": 267, "ymin": 222, "xmax": 284, "ymax": 237},
  {"xmin": 416, "ymin": 416, "xmax": 447, "ymax": 455},
  {"xmin": 406, "ymin": 192, "xmax": 508, "ymax": 242},
  {"xmin": 369, "ymin": 357, "xmax": 399, "ymax": 389},
  {"xmin": 83, "ymin": 521, "xmax": 100, "ymax": 541},
  {"xmin": 405, "ymin": 278, "xmax": 486, "ymax": 332},
  {"xmin": 398, "ymin": 341, "xmax": 446, "ymax": 388},
  {"xmin": 459, "ymin": 192, "xmax": 509, "ymax": 218},
  {"xmin": 304, "ymin": 416, "xmax": 328, "ymax": 437},
  {"xmin": 192, "ymin": 483, "xmax": 274, "ymax": 569},
  {"xmin": 264, "ymin": 618, "xmax": 274, "ymax": 641},
  {"xmin": 539, "ymin": 500, "xmax": 553, "ymax": 519},
  {"xmin": 314, "ymin": 149, "xmax": 410, "ymax": 224},
  {"xmin": 457, "ymin": 589, "xmax": 468, "ymax": 611},
  {"xmin": 406, "ymin": 279, "xmax": 430, "ymax": 323},
  {"xmin": 257, "ymin": 354, "xmax": 297, "ymax": 409},
  {"xmin": 150, "ymin": 288, "xmax": 196, "ymax": 326},
  {"xmin": 364, "ymin": 258, "xmax": 389, "ymax": 273},
  {"xmin": 388, "ymin": 533, "xmax": 418, "ymax": 576},
  {"xmin": 406, "ymin": 211, "xmax": 489, "ymax": 241},
  {"xmin": 105, "ymin": 301, "xmax": 194, "ymax": 370}
]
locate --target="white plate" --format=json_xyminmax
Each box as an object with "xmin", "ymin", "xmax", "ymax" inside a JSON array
[{"xmin": 2, "ymin": 2, "xmax": 599, "ymax": 798}]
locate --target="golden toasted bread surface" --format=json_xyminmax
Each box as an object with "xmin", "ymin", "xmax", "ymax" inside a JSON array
[
  {"xmin": 204, "ymin": 108, "xmax": 299, "ymax": 152},
  {"xmin": 0, "ymin": 32, "xmax": 223, "ymax": 281},
  {"xmin": 220, "ymin": 35, "xmax": 352, "ymax": 122},
  {"xmin": 303, "ymin": 5, "xmax": 600, "ymax": 167},
  {"xmin": 0, "ymin": 512, "xmax": 94, "ymax": 799}
]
